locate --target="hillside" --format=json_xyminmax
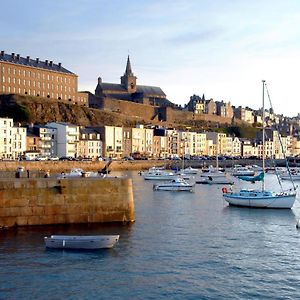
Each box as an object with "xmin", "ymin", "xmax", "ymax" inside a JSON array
[
  {"xmin": 0, "ymin": 94, "xmax": 258, "ymax": 138},
  {"xmin": 0, "ymin": 94, "xmax": 147, "ymax": 127}
]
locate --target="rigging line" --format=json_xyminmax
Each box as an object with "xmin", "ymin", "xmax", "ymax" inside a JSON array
[{"xmin": 265, "ymin": 82, "xmax": 297, "ymax": 191}]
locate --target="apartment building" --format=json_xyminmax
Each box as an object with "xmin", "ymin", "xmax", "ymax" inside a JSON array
[
  {"xmin": 0, "ymin": 117, "xmax": 26, "ymax": 159},
  {"xmin": 99, "ymin": 126, "xmax": 123, "ymax": 159},
  {"xmin": 0, "ymin": 51, "xmax": 87, "ymax": 106},
  {"xmin": 46, "ymin": 122, "xmax": 79, "ymax": 158},
  {"xmin": 78, "ymin": 128, "xmax": 102, "ymax": 159}
]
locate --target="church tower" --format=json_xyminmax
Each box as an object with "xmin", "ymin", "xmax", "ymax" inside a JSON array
[{"xmin": 121, "ymin": 56, "xmax": 137, "ymax": 93}]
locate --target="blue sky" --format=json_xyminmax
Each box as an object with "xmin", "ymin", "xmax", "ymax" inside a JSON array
[{"xmin": 1, "ymin": 0, "xmax": 300, "ymax": 116}]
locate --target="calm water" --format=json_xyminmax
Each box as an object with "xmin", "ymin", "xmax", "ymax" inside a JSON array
[{"xmin": 1, "ymin": 171, "xmax": 300, "ymax": 299}]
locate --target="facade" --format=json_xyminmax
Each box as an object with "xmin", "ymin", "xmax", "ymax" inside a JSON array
[
  {"xmin": 0, "ymin": 117, "xmax": 26, "ymax": 159},
  {"xmin": 123, "ymin": 127, "xmax": 132, "ymax": 157},
  {"xmin": 232, "ymin": 137, "xmax": 242, "ymax": 157},
  {"xmin": 0, "ymin": 51, "xmax": 88, "ymax": 106},
  {"xmin": 46, "ymin": 122, "xmax": 79, "ymax": 158},
  {"xmin": 78, "ymin": 128, "xmax": 102, "ymax": 159},
  {"xmin": 31, "ymin": 125, "xmax": 57, "ymax": 157},
  {"xmin": 235, "ymin": 106, "xmax": 254, "ymax": 124},
  {"xmin": 99, "ymin": 126, "xmax": 123, "ymax": 159}
]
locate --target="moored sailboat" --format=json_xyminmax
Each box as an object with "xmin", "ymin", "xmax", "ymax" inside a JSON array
[{"xmin": 223, "ymin": 80, "xmax": 297, "ymax": 208}]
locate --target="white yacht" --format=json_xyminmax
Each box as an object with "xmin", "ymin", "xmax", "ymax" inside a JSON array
[
  {"xmin": 153, "ymin": 177, "xmax": 195, "ymax": 192},
  {"xmin": 143, "ymin": 169, "xmax": 178, "ymax": 180}
]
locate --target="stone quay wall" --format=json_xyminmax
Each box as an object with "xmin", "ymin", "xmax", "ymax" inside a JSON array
[{"xmin": 0, "ymin": 177, "xmax": 135, "ymax": 228}]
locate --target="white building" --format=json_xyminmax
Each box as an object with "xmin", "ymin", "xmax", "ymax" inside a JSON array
[
  {"xmin": 79, "ymin": 128, "xmax": 102, "ymax": 159},
  {"xmin": 99, "ymin": 126, "xmax": 123, "ymax": 158},
  {"xmin": 0, "ymin": 117, "xmax": 26, "ymax": 159},
  {"xmin": 46, "ymin": 122, "xmax": 79, "ymax": 158}
]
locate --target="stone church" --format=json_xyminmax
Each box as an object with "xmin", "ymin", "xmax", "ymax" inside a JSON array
[{"xmin": 95, "ymin": 56, "xmax": 174, "ymax": 107}]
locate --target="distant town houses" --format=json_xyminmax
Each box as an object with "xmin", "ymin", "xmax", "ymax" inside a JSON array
[{"xmin": 2, "ymin": 117, "xmax": 300, "ymax": 161}]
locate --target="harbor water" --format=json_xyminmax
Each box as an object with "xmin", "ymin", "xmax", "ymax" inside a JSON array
[{"xmin": 1, "ymin": 171, "xmax": 300, "ymax": 299}]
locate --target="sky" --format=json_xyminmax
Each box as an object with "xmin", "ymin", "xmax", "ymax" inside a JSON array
[{"xmin": 1, "ymin": 0, "xmax": 300, "ymax": 116}]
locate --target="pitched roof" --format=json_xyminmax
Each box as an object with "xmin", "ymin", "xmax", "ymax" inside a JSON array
[
  {"xmin": 99, "ymin": 83, "xmax": 166, "ymax": 97},
  {"xmin": 0, "ymin": 52, "xmax": 75, "ymax": 75}
]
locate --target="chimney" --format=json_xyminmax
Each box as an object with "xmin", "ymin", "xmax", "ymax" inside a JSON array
[
  {"xmin": 16, "ymin": 54, "xmax": 20, "ymax": 60},
  {"xmin": 98, "ymin": 77, "xmax": 102, "ymax": 84},
  {"xmin": 11, "ymin": 52, "xmax": 15, "ymax": 59},
  {"xmin": 49, "ymin": 61, "xmax": 53, "ymax": 66},
  {"xmin": 0, "ymin": 51, "xmax": 4, "ymax": 56},
  {"xmin": 36, "ymin": 58, "xmax": 39, "ymax": 64},
  {"xmin": 26, "ymin": 56, "xmax": 30, "ymax": 62},
  {"xmin": 58, "ymin": 62, "xmax": 61, "ymax": 68},
  {"xmin": 45, "ymin": 59, "xmax": 48, "ymax": 65}
]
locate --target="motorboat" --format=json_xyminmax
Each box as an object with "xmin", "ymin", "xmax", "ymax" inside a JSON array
[
  {"xmin": 180, "ymin": 166, "xmax": 198, "ymax": 175},
  {"xmin": 44, "ymin": 235, "xmax": 120, "ymax": 250},
  {"xmin": 280, "ymin": 173, "xmax": 300, "ymax": 181},
  {"xmin": 200, "ymin": 165, "xmax": 227, "ymax": 178},
  {"xmin": 231, "ymin": 165, "xmax": 255, "ymax": 177},
  {"xmin": 196, "ymin": 176, "xmax": 234, "ymax": 185},
  {"xmin": 143, "ymin": 169, "xmax": 178, "ymax": 180},
  {"xmin": 153, "ymin": 177, "xmax": 195, "ymax": 192},
  {"xmin": 223, "ymin": 80, "xmax": 296, "ymax": 209}
]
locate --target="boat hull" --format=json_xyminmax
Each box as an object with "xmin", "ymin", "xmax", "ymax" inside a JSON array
[
  {"xmin": 196, "ymin": 178, "xmax": 233, "ymax": 185},
  {"xmin": 144, "ymin": 175, "xmax": 177, "ymax": 180},
  {"xmin": 44, "ymin": 235, "xmax": 120, "ymax": 249},
  {"xmin": 153, "ymin": 184, "xmax": 195, "ymax": 192},
  {"xmin": 280, "ymin": 175, "xmax": 300, "ymax": 181},
  {"xmin": 223, "ymin": 193, "xmax": 296, "ymax": 208}
]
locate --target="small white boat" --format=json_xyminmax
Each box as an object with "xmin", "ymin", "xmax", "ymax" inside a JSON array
[
  {"xmin": 196, "ymin": 176, "xmax": 234, "ymax": 185},
  {"xmin": 143, "ymin": 169, "xmax": 177, "ymax": 180},
  {"xmin": 280, "ymin": 173, "xmax": 300, "ymax": 181},
  {"xmin": 44, "ymin": 235, "xmax": 120, "ymax": 250},
  {"xmin": 200, "ymin": 166, "xmax": 226, "ymax": 178},
  {"xmin": 153, "ymin": 177, "xmax": 195, "ymax": 192},
  {"xmin": 231, "ymin": 165, "xmax": 255, "ymax": 177},
  {"xmin": 180, "ymin": 167, "xmax": 198, "ymax": 175}
]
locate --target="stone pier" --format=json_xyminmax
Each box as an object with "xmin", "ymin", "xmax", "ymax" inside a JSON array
[{"xmin": 0, "ymin": 177, "xmax": 135, "ymax": 227}]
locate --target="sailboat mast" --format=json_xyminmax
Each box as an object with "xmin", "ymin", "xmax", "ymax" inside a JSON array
[{"xmin": 262, "ymin": 80, "xmax": 266, "ymax": 192}]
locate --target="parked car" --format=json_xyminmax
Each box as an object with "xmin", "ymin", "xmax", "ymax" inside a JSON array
[{"xmin": 48, "ymin": 156, "xmax": 59, "ymax": 161}]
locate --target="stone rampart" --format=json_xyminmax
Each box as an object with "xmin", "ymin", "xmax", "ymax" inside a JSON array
[{"xmin": 0, "ymin": 177, "xmax": 135, "ymax": 227}]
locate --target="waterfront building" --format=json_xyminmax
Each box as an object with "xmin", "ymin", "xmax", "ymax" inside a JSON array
[
  {"xmin": 0, "ymin": 50, "xmax": 87, "ymax": 106},
  {"xmin": 232, "ymin": 137, "xmax": 242, "ymax": 157},
  {"xmin": 206, "ymin": 132, "xmax": 227, "ymax": 156},
  {"xmin": 195, "ymin": 133, "xmax": 207, "ymax": 156},
  {"xmin": 240, "ymin": 139, "xmax": 253, "ymax": 158},
  {"xmin": 145, "ymin": 128, "xmax": 154, "ymax": 157},
  {"xmin": 30, "ymin": 125, "xmax": 57, "ymax": 157},
  {"xmin": 98, "ymin": 126, "xmax": 123, "ymax": 159},
  {"xmin": 123, "ymin": 127, "xmax": 132, "ymax": 157},
  {"xmin": 0, "ymin": 117, "xmax": 26, "ymax": 159},
  {"xmin": 46, "ymin": 122, "xmax": 79, "ymax": 158},
  {"xmin": 166, "ymin": 129, "xmax": 180, "ymax": 158},
  {"xmin": 78, "ymin": 128, "xmax": 102, "ymax": 159}
]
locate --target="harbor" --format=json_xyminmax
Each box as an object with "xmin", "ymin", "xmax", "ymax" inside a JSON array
[{"xmin": 1, "ymin": 170, "xmax": 300, "ymax": 299}]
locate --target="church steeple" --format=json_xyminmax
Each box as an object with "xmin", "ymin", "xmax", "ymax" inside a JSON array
[
  {"xmin": 125, "ymin": 55, "xmax": 133, "ymax": 76},
  {"xmin": 121, "ymin": 55, "xmax": 137, "ymax": 93}
]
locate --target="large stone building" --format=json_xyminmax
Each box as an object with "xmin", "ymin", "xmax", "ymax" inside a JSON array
[
  {"xmin": 94, "ymin": 56, "xmax": 174, "ymax": 107},
  {"xmin": 0, "ymin": 50, "xmax": 87, "ymax": 106}
]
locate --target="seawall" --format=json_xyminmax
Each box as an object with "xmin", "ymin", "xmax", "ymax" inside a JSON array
[{"xmin": 0, "ymin": 177, "xmax": 135, "ymax": 228}]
